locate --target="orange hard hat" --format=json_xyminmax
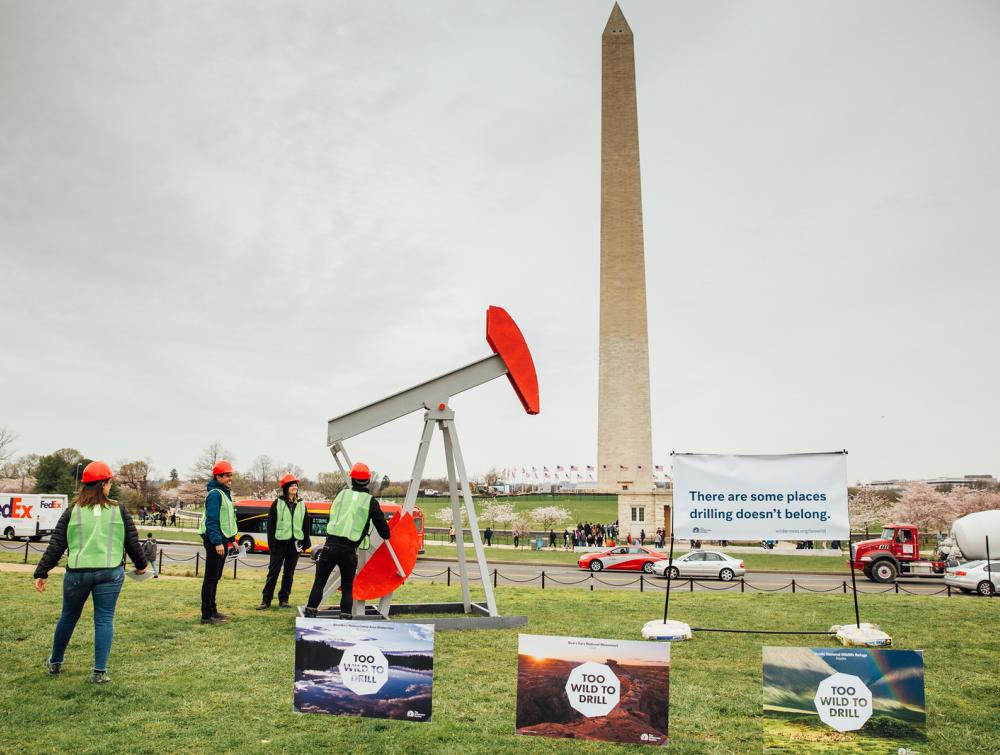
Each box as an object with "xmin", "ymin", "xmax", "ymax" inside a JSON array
[
  {"xmin": 350, "ymin": 462, "xmax": 371, "ymax": 481},
  {"xmin": 81, "ymin": 461, "xmax": 113, "ymax": 484},
  {"xmin": 279, "ymin": 473, "xmax": 299, "ymax": 487},
  {"xmin": 212, "ymin": 460, "xmax": 234, "ymax": 476}
]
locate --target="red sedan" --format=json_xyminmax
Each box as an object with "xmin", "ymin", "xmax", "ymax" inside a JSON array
[{"xmin": 577, "ymin": 545, "xmax": 668, "ymax": 573}]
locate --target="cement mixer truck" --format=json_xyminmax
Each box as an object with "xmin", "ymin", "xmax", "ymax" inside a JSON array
[{"xmin": 850, "ymin": 509, "xmax": 1000, "ymax": 583}]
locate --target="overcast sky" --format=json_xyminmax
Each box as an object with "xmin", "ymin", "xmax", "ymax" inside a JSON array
[{"xmin": 2, "ymin": 0, "xmax": 998, "ymax": 484}]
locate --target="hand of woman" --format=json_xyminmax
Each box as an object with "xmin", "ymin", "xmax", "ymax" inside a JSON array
[
  {"xmin": 34, "ymin": 578, "xmax": 46, "ymax": 593},
  {"xmin": 215, "ymin": 544, "xmax": 225, "ymax": 556}
]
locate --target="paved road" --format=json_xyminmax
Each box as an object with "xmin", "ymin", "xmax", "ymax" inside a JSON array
[{"xmin": 131, "ymin": 540, "xmax": 966, "ymax": 598}]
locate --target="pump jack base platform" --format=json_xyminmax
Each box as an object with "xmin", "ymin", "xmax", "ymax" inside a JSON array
[
  {"xmin": 831, "ymin": 622, "xmax": 892, "ymax": 647},
  {"xmin": 297, "ymin": 602, "xmax": 528, "ymax": 631}
]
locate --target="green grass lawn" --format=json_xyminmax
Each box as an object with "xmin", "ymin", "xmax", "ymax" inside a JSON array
[{"xmin": 1, "ymin": 568, "xmax": 996, "ymax": 754}]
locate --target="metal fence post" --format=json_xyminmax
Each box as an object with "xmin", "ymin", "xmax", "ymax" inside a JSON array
[
  {"xmin": 640, "ymin": 574, "xmax": 644, "ymax": 592},
  {"xmin": 689, "ymin": 578, "xmax": 694, "ymax": 592},
  {"xmin": 791, "ymin": 579, "xmax": 796, "ymax": 593},
  {"xmin": 740, "ymin": 578, "xmax": 745, "ymax": 593},
  {"xmin": 894, "ymin": 582, "xmax": 899, "ymax": 594},
  {"xmin": 590, "ymin": 574, "xmax": 594, "ymax": 591},
  {"xmin": 541, "ymin": 571, "xmax": 545, "ymax": 589},
  {"xmin": 233, "ymin": 557, "xmax": 238, "ymax": 580},
  {"xmin": 446, "ymin": 566, "xmax": 451, "ymax": 586},
  {"xmin": 195, "ymin": 551, "xmax": 200, "ymax": 577},
  {"xmin": 493, "ymin": 568, "xmax": 498, "ymax": 588},
  {"xmin": 947, "ymin": 584, "xmax": 951, "ymax": 597},
  {"xmin": 843, "ymin": 580, "xmax": 847, "ymax": 594},
  {"xmin": 23, "ymin": 541, "xmax": 29, "ymax": 564},
  {"xmin": 159, "ymin": 550, "xmax": 164, "ymax": 574}
]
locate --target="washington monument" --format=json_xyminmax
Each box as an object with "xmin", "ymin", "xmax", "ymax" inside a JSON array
[{"xmin": 597, "ymin": 3, "xmax": 654, "ymax": 494}]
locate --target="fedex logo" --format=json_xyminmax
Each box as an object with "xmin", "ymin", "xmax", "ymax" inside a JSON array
[
  {"xmin": 40, "ymin": 500, "xmax": 62, "ymax": 510},
  {"xmin": 1, "ymin": 497, "xmax": 34, "ymax": 519}
]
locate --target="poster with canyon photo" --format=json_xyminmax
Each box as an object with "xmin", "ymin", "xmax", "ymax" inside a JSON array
[
  {"xmin": 294, "ymin": 618, "xmax": 434, "ymax": 722},
  {"xmin": 516, "ymin": 633, "xmax": 669, "ymax": 746}
]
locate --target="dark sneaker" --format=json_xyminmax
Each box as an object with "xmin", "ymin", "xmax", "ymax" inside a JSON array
[
  {"xmin": 303, "ymin": 607, "xmax": 318, "ymax": 618},
  {"xmin": 200, "ymin": 616, "xmax": 226, "ymax": 625},
  {"xmin": 278, "ymin": 601, "xmax": 291, "ymax": 609},
  {"xmin": 90, "ymin": 671, "xmax": 110, "ymax": 684},
  {"xmin": 46, "ymin": 661, "xmax": 62, "ymax": 675},
  {"xmin": 338, "ymin": 612, "xmax": 353, "ymax": 621},
  {"xmin": 212, "ymin": 612, "xmax": 229, "ymax": 622},
  {"xmin": 256, "ymin": 602, "xmax": 270, "ymax": 611}
]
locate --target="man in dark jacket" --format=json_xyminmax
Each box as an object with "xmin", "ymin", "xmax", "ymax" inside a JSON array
[
  {"xmin": 198, "ymin": 460, "xmax": 238, "ymax": 625},
  {"xmin": 258, "ymin": 473, "xmax": 311, "ymax": 609},
  {"xmin": 305, "ymin": 462, "xmax": 390, "ymax": 619}
]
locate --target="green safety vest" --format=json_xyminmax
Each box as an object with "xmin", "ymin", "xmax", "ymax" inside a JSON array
[
  {"xmin": 198, "ymin": 487, "xmax": 237, "ymax": 539},
  {"xmin": 327, "ymin": 489, "xmax": 372, "ymax": 545},
  {"xmin": 67, "ymin": 504, "xmax": 125, "ymax": 569},
  {"xmin": 275, "ymin": 498, "xmax": 305, "ymax": 541}
]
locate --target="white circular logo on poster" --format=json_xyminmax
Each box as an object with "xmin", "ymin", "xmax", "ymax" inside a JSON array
[
  {"xmin": 814, "ymin": 672, "xmax": 872, "ymax": 732},
  {"xmin": 337, "ymin": 642, "xmax": 389, "ymax": 696},
  {"xmin": 565, "ymin": 661, "xmax": 620, "ymax": 718}
]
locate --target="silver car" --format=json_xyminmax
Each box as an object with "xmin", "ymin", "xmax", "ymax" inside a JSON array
[
  {"xmin": 651, "ymin": 550, "xmax": 746, "ymax": 581},
  {"xmin": 944, "ymin": 560, "xmax": 998, "ymax": 596}
]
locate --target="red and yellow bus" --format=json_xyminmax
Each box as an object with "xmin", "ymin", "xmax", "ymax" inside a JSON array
[{"xmin": 234, "ymin": 499, "xmax": 424, "ymax": 555}]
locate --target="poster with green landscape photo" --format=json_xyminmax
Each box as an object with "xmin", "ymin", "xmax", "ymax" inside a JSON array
[{"xmin": 762, "ymin": 647, "xmax": 925, "ymax": 754}]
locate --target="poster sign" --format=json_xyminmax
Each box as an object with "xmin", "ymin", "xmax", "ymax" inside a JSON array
[
  {"xmin": 516, "ymin": 633, "xmax": 669, "ymax": 746},
  {"xmin": 294, "ymin": 618, "xmax": 434, "ymax": 721},
  {"xmin": 672, "ymin": 453, "xmax": 849, "ymax": 540},
  {"xmin": 763, "ymin": 647, "xmax": 926, "ymax": 753}
]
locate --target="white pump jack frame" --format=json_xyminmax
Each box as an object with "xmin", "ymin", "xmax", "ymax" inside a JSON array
[{"xmin": 319, "ymin": 407, "xmax": 499, "ymax": 618}]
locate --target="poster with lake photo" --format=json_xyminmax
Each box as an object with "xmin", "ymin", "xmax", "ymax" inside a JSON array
[
  {"xmin": 516, "ymin": 633, "xmax": 669, "ymax": 746},
  {"xmin": 294, "ymin": 618, "xmax": 434, "ymax": 722},
  {"xmin": 763, "ymin": 647, "xmax": 925, "ymax": 754}
]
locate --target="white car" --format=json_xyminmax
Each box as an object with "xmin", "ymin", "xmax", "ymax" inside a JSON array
[
  {"xmin": 651, "ymin": 550, "xmax": 746, "ymax": 582},
  {"xmin": 944, "ymin": 560, "xmax": 998, "ymax": 596}
]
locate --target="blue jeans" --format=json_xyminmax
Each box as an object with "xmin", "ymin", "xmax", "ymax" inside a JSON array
[{"xmin": 49, "ymin": 566, "xmax": 125, "ymax": 672}]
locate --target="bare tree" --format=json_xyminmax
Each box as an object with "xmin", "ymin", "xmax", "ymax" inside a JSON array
[
  {"xmin": 0, "ymin": 427, "xmax": 16, "ymax": 465},
  {"xmin": 315, "ymin": 471, "xmax": 348, "ymax": 501},
  {"xmin": 248, "ymin": 455, "xmax": 277, "ymax": 498},
  {"xmin": 15, "ymin": 454, "xmax": 40, "ymax": 491},
  {"xmin": 189, "ymin": 442, "xmax": 234, "ymax": 481},
  {"xmin": 117, "ymin": 459, "xmax": 162, "ymax": 508}
]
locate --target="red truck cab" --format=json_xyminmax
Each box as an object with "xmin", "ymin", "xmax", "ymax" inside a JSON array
[{"xmin": 850, "ymin": 524, "xmax": 946, "ymax": 582}]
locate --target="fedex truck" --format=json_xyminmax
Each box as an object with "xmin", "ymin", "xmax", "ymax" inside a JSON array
[{"xmin": 1, "ymin": 493, "xmax": 68, "ymax": 541}]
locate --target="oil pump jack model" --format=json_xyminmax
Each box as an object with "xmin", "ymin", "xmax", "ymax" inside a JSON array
[{"xmin": 310, "ymin": 306, "xmax": 538, "ymax": 629}]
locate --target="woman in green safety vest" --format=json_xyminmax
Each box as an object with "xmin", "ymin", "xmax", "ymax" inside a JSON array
[
  {"xmin": 304, "ymin": 461, "xmax": 390, "ymax": 619},
  {"xmin": 257, "ymin": 472, "xmax": 312, "ymax": 609},
  {"xmin": 199, "ymin": 459, "xmax": 238, "ymax": 625},
  {"xmin": 33, "ymin": 461, "xmax": 148, "ymax": 684}
]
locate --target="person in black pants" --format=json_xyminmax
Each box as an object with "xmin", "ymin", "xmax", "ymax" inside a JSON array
[
  {"xmin": 199, "ymin": 461, "xmax": 238, "ymax": 625},
  {"xmin": 305, "ymin": 462, "xmax": 390, "ymax": 619},
  {"xmin": 258, "ymin": 473, "xmax": 311, "ymax": 609}
]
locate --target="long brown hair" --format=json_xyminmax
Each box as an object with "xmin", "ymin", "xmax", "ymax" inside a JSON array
[{"xmin": 75, "ymin": 481, "xmax": 115, "ymax": 509}]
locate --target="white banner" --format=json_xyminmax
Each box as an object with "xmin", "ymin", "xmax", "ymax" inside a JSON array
[{"xmin": 672, "ymin": 453, "xmax": 849, "ymax": 540}]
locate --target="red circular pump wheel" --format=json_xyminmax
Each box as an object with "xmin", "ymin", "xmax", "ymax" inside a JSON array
[{"xmin": 352, "ymin": 512, "xmax": 420, "ymax": 600}]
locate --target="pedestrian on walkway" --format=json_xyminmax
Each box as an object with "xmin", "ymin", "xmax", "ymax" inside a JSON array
[
  {"xmin": 33, "ymin": 461, "xmax": 148, "ymax": 684},
  {"xmin": 198, "ymin": 460, "xmax": 237, "ymax": 625},
  {"xmin": 305, "ymin": 462, "xmax": 391, "ymax": 619},
  {"xmin": 484, "ymin": 526, "xmax": 493, "ymax": 546},
  {"xmin": 258, "ymin": 473, "xmax": 311, "ymax": 610},
  {"xmin": 141, "ymin": 533, "xmax": 159, "ymax": 578},
  {"xmin": 449, "ymin": 525, "xmax": 455, "ymax": 544}
]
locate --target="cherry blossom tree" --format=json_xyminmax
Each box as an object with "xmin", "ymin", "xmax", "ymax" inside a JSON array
[
  {"xmin": 848, "ymin": 488, "xmax": 894, "ymax": 530},
  {"xmin": 889, "ymin": 482, "xmax": 956, "ymax": 532},
  {"xmin": 528, "ymin": 505, "xmax": 571, "ymax": 532}
]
